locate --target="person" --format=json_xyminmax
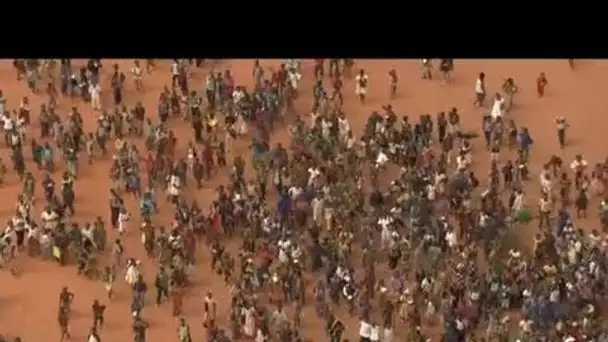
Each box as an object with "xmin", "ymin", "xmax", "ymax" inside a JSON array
[
  {"xmin": 132, "ymin": 60, "xmax": 144, "ymax": 91},
  {"xmin": 556, "ymin": 116, "xmax": 569, "ymax": 148},
  {"xmin": 102, "ymin": 266, "xmax": 115, "ymax": 299},
  {"xmin": 89, "ymin": 82, "xmax": 101, "ymax": 111},
  {"xmin": 359, "ymin": 319, "xmax": 372, "ymax": 342},
  {"xmin": 178, "ymin": 317, "xmax": 192, "ymax": 342},
  {"xmin": 474, "ymin": 72, "xmax": 486, "ymax": 107},
  {"xmin": 87, "ymin": 327, "xmax": 101, "ymax": 342},
  {"xmin": 172, "ymin": 286, "xmax": 183, "ymax": 317},
  {"xmin": 92, "ymin": 299, "xmax": 106, "ymax": 330},
  {"xmin": 421, "ymin": 59, "xmax": 432, "ymax": 79},
  {"xmin": 58, "ymin": 306, "xmax": 70, "ymax": 341},
  {"xmin": 388, "ymin": 69, "xmax": 398, "ymax": 99},
  {"xmin": 537, "ymin": 72, "xmax": 548, "ymax": 97},
  {"xmin": 203, "ymin": 291, "xmax": 217, "ymax": 327},
  {"xmin": 439, "ymin": 58, "xmax": 453, "ymax": 84},
  {"xmin": 155, "ymin": 266, "xmax": 170, "ymax": 306},
  {"xmin": 490, "ymin": 93, "xmax": 505, "ymax": 120},
  {"xmin": 118, "ymin": 207, "xmax": 130, "ymax": 235},
  {"xmin": 355, "ymin": 69, "xmax": 369, "ymax": 104},
  {"xmin": 59, "ymin": 287, "xmax": 74, "ymax": 312}
]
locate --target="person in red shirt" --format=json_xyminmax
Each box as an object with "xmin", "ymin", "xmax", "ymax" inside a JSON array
[
  {"xmin": 276, "ymin": 64, "xmax": 287, "ymax": 93},
  {"xmin": 142, "ymin": 152, "xmax": 155, "ymax": 185},
  {"xmin": 537, "ymin": 72, "xmax": 548, "ymax": 97}
]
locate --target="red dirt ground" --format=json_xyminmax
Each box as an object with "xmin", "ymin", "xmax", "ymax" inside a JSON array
[{"xmin": 1, "ymin": 59, "xmax": 606, "ymax": 341}]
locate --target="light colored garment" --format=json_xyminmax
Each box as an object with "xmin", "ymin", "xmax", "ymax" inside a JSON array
[
  {"xmin": 243, "ymin": 307, "xmax": 255, "ymax": 337},
  {"xmin": 125, "ymin": 265, "xmax": 139, "ymax": 285},
  {"xmin": 236, "ymin": 115, "xmax": 248, "ymax": 135}
]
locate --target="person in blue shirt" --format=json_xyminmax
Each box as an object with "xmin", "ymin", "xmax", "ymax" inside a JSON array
[{"xmin": 277, "ymin": 190, "xmax": 292, "ymax": 224}]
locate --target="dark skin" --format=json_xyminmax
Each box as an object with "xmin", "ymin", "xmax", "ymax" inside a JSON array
[
  {"xmin": 537, "ymin": 72, "xmax": 548, "ymax": 97},
  {"xmin": 389, "ymin": 69, "xmax": 397, "ymax": 99},
  {"xmin": 58, "ymin": 307, "xmax": 70, "ymax": 341},
  {"xmin": 92, "ymin": 300, "xmax": 106, "ymax": 330},
  {"xmin": 59, "ymin": 288, "xmax": 74, "ymax": 310}
]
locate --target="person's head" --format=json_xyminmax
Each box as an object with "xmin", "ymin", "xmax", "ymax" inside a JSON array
[{"xmin": 479, "ymin": 72, "xmax": 485, "ymax": 80}]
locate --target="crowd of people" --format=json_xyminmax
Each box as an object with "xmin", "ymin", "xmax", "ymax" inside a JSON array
[{"xmin": 1, "ymin": 58, "xmax": 607, "ymax": 342}]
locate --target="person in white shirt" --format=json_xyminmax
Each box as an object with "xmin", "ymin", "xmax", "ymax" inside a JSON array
[
  {"xmin": 131, "ymin": 60, "xmax": 143, "ymax": 91},
  {"xmin": 307, "ymin": 167, "xmax": 321, "ymax": 187},
  {"xmin": 540, "ymin": 173, "xmax": 552, "ymax": 194},
  {"xmin": 355, "ymin": 69, "xmax": 369, "ymax": 104},
  {"xmin": 445, "ymin": 228, "xmax": 458, "ymax": 249},
  {"xmin": 383, "ymin": 326, "xmax": 394, "ymax": 342},
  {"xmin": 338, "ymin": 116, "xmax": 351, "ymax": 141},
  {"xmin": 421, "ymin": 59, "xmax": 432, "ymax": 79},
  {"xmin": 89, "ymin": 83, "xmax": 101, "ymax": 110},
  {"xmin": 359, "ymin": 320, "xmax": 372, "ymax": 342},
  {"xmin": 167, "ymin": 174, "xmax": 181, "ymax": 203},
  {"xmin": 171, "ymin": 61, "xmax": 180, "ymax": 87},
  {"xmin": 118, "ymin": 208, "xmax": 130, "ymax": 235},
  {"xmin": 491, "ymin": 93, "xmax": 505, "ymax": 119},
  {"xmin": 288, "ymin": 68, "xmax": 302, "ymax": 92},
  {"xmin": 88, "ymin": 330, "xmax": 100, "ymax": 342},
  {"xmin": 232, "ymin": 86, "xmax": 245, "ymax": 104},
  {"xmin": 379, "ymin": 216, "xmax": 393, "ymax": 249},
  {"xmin": 370, "ymin": 324, "xmax": 380, "ymax": 342},
  {"xmin": 376, "ymin": 150, "xmax": 389, "ymax": 168},
  {"xmin": 3, "ymin": 116, "xmax": 13, "ymax": 132},
  {"xmin": 456, "ymin": 151, "xmax": 469, "ymax": 170},
  {"xmin": 474, "ymin": 72, "xmax": 486, "ymax": 107},
  {"xmin": 570, "ymin": 155, "xmax": 588, "ymax": 174},
  {"xmin": 41, "ymin": 207, "xmax": 59, "ymax": 230},
  {"xmin": 512, "ymin": 190, "xmax": 525, "ymax": 213},
  {"xmin": 288, "ymin": 186, "xmax": 303, "ymax": 200},
  {"xmin": 124, "ymin": 260, "xmax": 140, "ymax": 285}
]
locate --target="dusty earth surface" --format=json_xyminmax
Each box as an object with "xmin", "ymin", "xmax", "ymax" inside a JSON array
[{"xmin": 0, "ymin": 59, "xmax": 606, "ymax": 342}]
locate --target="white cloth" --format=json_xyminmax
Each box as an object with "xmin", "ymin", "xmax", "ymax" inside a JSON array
[
  {"xmin": 491, "ymin": 97, "xmax": 504, "ymax": 119},
  {"xmin": 125, "ymin": 265, "xmax": 139, "ymax": 285},
  {"xmin": 359, "ymin": 321, "xmax": 372, "ymax": 338}
]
